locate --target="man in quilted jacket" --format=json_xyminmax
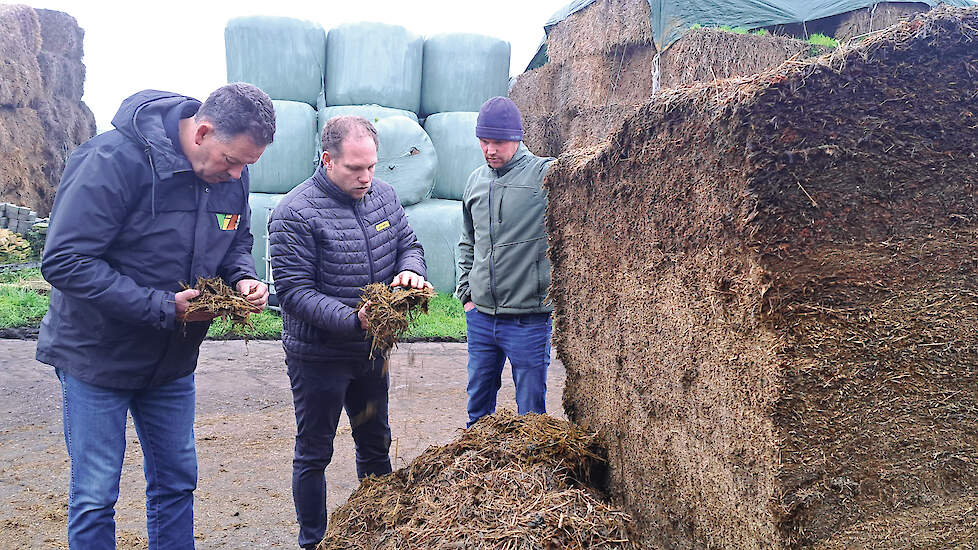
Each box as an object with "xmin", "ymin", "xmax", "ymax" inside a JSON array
[{"xmin": 267, "ymin": 115, "xmax": 429, "ymax": 550}]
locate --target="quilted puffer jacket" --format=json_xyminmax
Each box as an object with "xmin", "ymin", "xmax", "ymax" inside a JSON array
[{"xmin": 268, "ymin": 165, "xmax": 425, "ymax": 361}]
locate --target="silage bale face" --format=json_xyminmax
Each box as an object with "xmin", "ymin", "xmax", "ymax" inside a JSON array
[
  {"xmin": 546, "ymin": 7, "xmax": 978, "ymax": 549},
  {"xmin": 325, "ymin": 22, "xmax": 423, "ymax": 113},
  {"xmin": 224, "ymin": 16, "xmax": 326, "ymax": 107}
]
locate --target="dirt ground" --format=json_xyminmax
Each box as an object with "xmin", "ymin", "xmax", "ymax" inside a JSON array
[{"xmin": 0, "ymin": 339, "xmax": 566, "ymax": 548}]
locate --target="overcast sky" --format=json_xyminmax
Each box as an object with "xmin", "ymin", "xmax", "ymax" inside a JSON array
[{"xmin": 22, "ymin": 0, "xmax": 569, "ymax": 132}]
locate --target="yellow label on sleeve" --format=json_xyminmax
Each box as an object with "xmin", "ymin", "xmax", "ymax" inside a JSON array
[{"xmin": 375, "ymin": 220, "xmax": 391, "ymax": 231}]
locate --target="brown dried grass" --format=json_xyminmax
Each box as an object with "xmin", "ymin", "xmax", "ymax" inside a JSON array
[
  {"xmin": 181, "ymin": 276, "xmax": 255, "ymax": 330},
  {"xmin": 545, "ymin": 0, "xmax": 653, "ymax": 66},
  {"xmin": 318, "ymin": 409, "xmax": 643, "ymax": 550},
  {"xmin": 357, "ymin": 283, "xmax": 436, "ymax": 359},
  {"xmin": 546, "ymin": 6, "xmax": 978, "ymax": 549}
]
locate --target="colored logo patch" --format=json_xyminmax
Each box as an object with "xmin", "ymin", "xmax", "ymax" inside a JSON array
[
  {"xmin": 375, "ymin": 220, "xmax": 391, "ymax": 232},
  {"xmin": 216, "ymin": 213, "xmax": 240, "ymax": 231}
]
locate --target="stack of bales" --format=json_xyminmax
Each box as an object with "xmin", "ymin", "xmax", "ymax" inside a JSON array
[
  {"xmin": 0, "ymin": 5, "xmax": 95, "ymax": 216},
  {"xmin": 0, "ymin": 202, "xmax": 38, "ymax": 235},
  {"xmin": 546, "ymin": 6, "xmax": 977, "ymax": 549},
  {"xmin": 226, "ymin": 18, "xmax": 509, "ymax": 295},
  {"xmin": 509, "ymin": 0, "xmax": 833, "ymax": 158}
]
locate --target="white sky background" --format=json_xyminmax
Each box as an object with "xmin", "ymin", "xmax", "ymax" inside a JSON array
[{"xmin": 21, "ymin": 0, "xmax": 569, "ymax": 132}]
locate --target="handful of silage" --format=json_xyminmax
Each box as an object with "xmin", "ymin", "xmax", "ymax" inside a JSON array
[
  {"xmin": 357, "ymin": 283, "xmax": 436, "ymax": 358},
  {"xmin": 180, "ymin": 276, "xmax": 255, "ymax": 330}
]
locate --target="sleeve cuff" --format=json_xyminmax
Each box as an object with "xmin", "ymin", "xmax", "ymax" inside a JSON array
[{"xmin": 157, "ymin": 290, "xmax": 176, "ymax": 330}]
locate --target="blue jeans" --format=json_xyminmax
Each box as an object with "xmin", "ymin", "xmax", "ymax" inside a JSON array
[
  {"xmin": 287, "ymin": 355, "xmax": 392, "ymax": 549},
  {"xmin": 464, "ymin": 309, "xmax": 552, "ymax": 428},
  {"xmin": 56, "ymin": 368, "xmax": 197, "ymax": 550}
]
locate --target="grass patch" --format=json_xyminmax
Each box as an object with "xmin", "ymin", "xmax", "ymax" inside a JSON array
[
  {"xmin": 0, "ymin": 285, "xmax": 49, "ymax": 329},
  {"xmin": 809, "ymin": 33, "xmax": 839, "ymax": 48},
  {"xmin": 404, "ymin": 293, "xmax": 466, "ymax": 340},
  {"xmin": 0, "ymin": 267, "xmax": 42, "ymax": 284},
  {"xmin": 205, "ymin": 293, "xmax": 466, "ymax": 341}
]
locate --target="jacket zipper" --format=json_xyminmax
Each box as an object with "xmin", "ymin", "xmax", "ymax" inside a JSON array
[
  {"xmin": 354, "ymin": 200, "xmax": 376, "ymax": 282},
  {"xmin": 488, "ymin": 178, "xmax": 498, "ymax": 311}
]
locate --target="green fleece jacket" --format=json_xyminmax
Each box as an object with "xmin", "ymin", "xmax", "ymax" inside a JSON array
[{"xmin": 455, "ymin": 143, "xmax": 556, "ymax": 315}]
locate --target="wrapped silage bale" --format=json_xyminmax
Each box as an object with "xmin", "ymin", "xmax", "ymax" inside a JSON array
[
  {"xmin": 403, "ymin": 199, "xmax": 463, "ymax": 294},
  {"xmin": 249, "ymin": 100, "xmax": 318, "ymax": 194},
  {"xmin": 424, "ymin": 112, "xmax": 483, "ymax": 201},
  {"xmin": 325, "ymin": 22, "xmax": 423, "ymax": 113},
  {"xmin": 225, "ymin": 16, "xmax": 325, "ymax": 106},
  {"xmin": 375, "ymin": 116, "xmax": 437, "ymax": 207},
  {"xmin": 318, "ymin": 104, "xmax": 418, "ymax": 145},
  {"xmin": 421, "ymin": 33, "xmax": 510, "ymax": 116},
  {"xmin": 247, "ymin": 193, "xmax": 285, "ymax": 283}
]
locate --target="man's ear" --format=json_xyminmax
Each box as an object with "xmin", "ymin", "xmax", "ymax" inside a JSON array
[
  {"xmin": 321, "ymin": 150, "xmax": 331, "ymax": 166},
  {"xmin": 194, "ymin": 121, "xmax": 213, "ymax": 145}
]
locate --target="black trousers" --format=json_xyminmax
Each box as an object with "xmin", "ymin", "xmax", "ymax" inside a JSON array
[{"xmin": 286, "ymin": 354, "xmax": 392, "ymax": 548}]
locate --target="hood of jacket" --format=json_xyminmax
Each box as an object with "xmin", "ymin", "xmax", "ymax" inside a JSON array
[{"xmin": 111, "ymin": 89, "xmax": 199, "ymax": 180}]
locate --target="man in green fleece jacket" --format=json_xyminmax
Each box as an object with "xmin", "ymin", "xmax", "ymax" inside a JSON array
[{"xmin": 456, "ymin": 96, "xmax": 556, "ymax": 428}]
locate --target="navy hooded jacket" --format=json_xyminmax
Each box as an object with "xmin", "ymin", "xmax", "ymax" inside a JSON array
[
  {"xmin": 268, "ymin": 166, "xmax": 425, "ymax": 361},
  {"xmin": 35, "ymin": 90, "xmax": 258, "ymax": 389}
]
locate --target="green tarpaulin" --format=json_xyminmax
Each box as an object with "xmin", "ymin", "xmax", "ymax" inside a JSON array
[{"xmin": 528, "ymin": 0, "xmax": 975, "ymax": 69}]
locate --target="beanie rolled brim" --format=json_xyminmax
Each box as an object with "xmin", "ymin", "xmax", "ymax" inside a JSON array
[{"xmin": 475, "ymin": 124, "xmax": 523, "ymax": 141}]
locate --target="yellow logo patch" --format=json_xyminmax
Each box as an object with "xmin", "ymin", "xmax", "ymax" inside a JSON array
[{"xmin": 375, "ymin": 220, "xmax": 391, "ymax": 232}]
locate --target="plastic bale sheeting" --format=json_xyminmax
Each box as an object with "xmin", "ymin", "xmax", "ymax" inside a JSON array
[
  {"xmin": 375, "ymin": 116, "xmax": 437, "ymax": 207},
  {"xmin": 403, "ymin": 199, "xmax": 463, "ymax": 294},
  {"xmin": 225, "ymin": 16, "xmax": 325, "ymax": 106},
  {"xmin": 247, "ymin": 192, "xmax": 285, "ymax": 283},
  {"xmin": 424, "ymin": 112, "xmax": 483, "ymax": 201},
  {"xmin": 325, "ymin": 22, "xmax": 423, "ymax": 113},
  {"xmin": 420, "ymin": 33, "xmax": 511, "ymax": 115},
  {"xmin": 248, "ymin": 100, "xmax": 318, "ymax": 194},
  {"xmin": 318, "ymin": 104, "xmax": 418, "ymax": 145}
]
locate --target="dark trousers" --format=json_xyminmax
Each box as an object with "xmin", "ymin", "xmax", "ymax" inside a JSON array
[{"xmin": 286, "ymin": 355, "xmax": 392, "ymax": 548}]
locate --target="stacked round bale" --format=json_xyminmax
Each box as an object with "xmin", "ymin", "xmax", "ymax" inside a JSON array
[
  {"xmin": 226, "ymin": 18, "xmax": 510, "ymax": 295},
  {"xmin": 546, "ymin": 7, "xmax": 978, "ymax": 549},
  {"xmin": 226, "ymin": 16, "xmax": 325, "ymax": 285}
]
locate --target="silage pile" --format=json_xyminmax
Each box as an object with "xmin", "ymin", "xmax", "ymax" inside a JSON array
[
  {"xmin": 318, "ymin": 410, "xmax": 642, "ymax": 550},
  {"xmin": 546, "ymin": 6, "xmax": 978, "ymax": 549},
  {"xmin": 0, "ymin": 5, "xmax": 95, "ymax": 216}
]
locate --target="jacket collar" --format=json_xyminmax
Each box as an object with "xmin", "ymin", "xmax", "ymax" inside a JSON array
[
  {"xmin": 312, "ymin": 164, "xmax": 362, "ymax": 205},
  {"xmin": 490, "ymin": 143, "xmax": 530, "ymax": 178}
]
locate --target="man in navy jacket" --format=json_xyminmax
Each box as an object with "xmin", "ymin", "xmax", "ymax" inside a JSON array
[
  {"xmin": 36, "ymin": 83, "xmax": 275, "ymax": 549},
  {"xmin": 268, "ymin": 115, "xmax": 428, "ymax": 549}
]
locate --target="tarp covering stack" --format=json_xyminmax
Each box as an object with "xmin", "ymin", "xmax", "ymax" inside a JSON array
[
  {"xmin": 246, "ymin": 193, "xmax": 285, "ymax": 283},
  {"xmin": 546, "ymin": 7, "xmax": 978, "ymax": 548},
  {"xmin": 374, "ymin": 116, "xmax": 437, "ymax": 207}
]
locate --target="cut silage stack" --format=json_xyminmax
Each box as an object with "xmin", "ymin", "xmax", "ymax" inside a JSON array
[{"xmin": 546, "ymin": 7, "xmax": 978, "ymax": 549}]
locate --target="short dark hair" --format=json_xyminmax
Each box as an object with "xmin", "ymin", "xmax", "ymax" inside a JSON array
[
  {"xmin": 321, "ymin": 115, "xmax": 378, "ymax": 158},
  {"xmin": 196, "ymin": 83, "xmax": 276, "ymax": 146}
]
